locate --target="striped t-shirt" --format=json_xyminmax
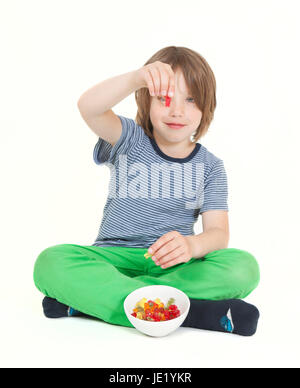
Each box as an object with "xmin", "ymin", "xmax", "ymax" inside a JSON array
[{"xmin": 92, "ymin": 115, "xmax": 228, "ymax": 249}]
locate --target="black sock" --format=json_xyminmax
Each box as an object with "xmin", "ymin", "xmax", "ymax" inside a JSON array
[
  {"xmin": 42, "ymin": 296, "xmax": 87, "ymax": 318},
  {"xmin": 181, "ymin": 298, "xmax": 260, "ymax": 336}
]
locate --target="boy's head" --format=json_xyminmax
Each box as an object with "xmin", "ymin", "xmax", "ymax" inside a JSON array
[
  {"xmin": 135, "ymin": 46, "xmax": 217, "ymax": 145},
  {"xmin": 149, "ymin": 67, "xmax": 203, "ymax": 149}
]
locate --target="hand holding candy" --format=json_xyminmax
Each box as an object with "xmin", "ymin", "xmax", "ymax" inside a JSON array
[
  {"xmin": 136, "ymin": 61, "xmax": 175, "ymax": 98},
  {"xmin": 146, "ymin": 231, "xmax": 194, "ymax": 269}
]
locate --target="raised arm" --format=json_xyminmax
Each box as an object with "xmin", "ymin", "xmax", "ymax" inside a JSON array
[{"xmin": 77, "ymin": 70, "xmax": 141, "ymax": 146}]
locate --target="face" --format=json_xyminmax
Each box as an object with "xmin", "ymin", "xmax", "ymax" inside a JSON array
[{"xmin": 149, "ymin": 68, "xmax": 202, "ymax": 149}]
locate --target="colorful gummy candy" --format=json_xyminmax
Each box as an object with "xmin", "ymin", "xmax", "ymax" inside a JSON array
[
  {"xmin": 131, "ymin": 297, "xmax": 180, "ymax": 322},
  {"xmin": 165, "ymin": 95, "xmax": 171, "ymax": 107}
]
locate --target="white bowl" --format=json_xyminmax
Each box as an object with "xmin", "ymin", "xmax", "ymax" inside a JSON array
[{"xmin": 124, "ymin": 285, "xmax": 190, "ymax": 337}]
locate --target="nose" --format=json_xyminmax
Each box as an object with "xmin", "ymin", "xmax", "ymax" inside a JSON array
[{"xmin": 166, "ymin": 96, "xmax": 185, "ymax": 114}]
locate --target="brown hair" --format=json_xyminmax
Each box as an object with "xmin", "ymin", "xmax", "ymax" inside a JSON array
[{"xmin": 134, "ymin": 46, "xmax": 217, "ymax": 143}]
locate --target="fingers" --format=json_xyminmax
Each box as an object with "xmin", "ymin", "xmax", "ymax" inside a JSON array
[
  {"xmin": 159, "ymin": 66, "xmax": 171, "ymax": 97},
  {"xmin": 145, "ymin": 61, "xmax": 175, "ymax": 97},
  {"xmin": 147, "ymin": 231, "xmax": 186, "ymax": 269},
  {"xmin": 143, "ymin": 69, "xmax": 156, "ymax": 96},
  {"xmin": 153, "ymin": 246, "xmax": 184, "ymax": 268},
  {"xmin": 148, "ymin": 231, "xmax": 178, "ymax": 255},
  {"xmin": 151, "ymin": 237, "xmax": 180, "ymax": 263},
  {"xmin": 165, "ymin": 65, "xmax": 175, "ymax": 97},
  {"xmin": 152, "ymin": 244, "xmax": 179, "ymax": 264},
  {"xmin": 148, "ymin": 66, "xmax": 160, "ymax": 96}
]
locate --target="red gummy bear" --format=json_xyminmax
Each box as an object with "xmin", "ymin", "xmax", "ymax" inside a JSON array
[{"xmin": 165, "ymin": 95, "xmax": 171, "ymax": 107}]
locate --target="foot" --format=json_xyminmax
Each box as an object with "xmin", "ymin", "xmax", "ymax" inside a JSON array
[
  {"xmin": 181, "ymin": 298, "xmax": 260, "ymax": 336},
  {"xmin": 42, "ymin": 296, "xmax": 85, "ymax": 318}
]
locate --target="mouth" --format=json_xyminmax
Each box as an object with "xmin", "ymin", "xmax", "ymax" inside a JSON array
[{"xmin": 165, "ymin": 123, "xmax": 186, "ymax": 129}]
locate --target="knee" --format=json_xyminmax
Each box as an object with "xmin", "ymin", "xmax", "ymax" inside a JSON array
[
  {"xmin": 33, "ymin": 244, "xmax": 68, "ymax": 291},
  {"xmin": 226, "ymin": 248, "xmax": 260, "ymax": 297}
]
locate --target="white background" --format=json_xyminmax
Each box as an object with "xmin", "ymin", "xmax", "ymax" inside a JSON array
[{"xmin": 1, "ymin": 0, "xmax": 299, "ymax": 368}]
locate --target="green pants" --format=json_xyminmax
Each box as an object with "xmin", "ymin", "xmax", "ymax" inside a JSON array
[{"xmin": 33, "ymin": 244, "xmax": 260, "ymax": 328}]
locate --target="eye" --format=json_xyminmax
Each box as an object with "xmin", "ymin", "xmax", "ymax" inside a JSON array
[{"xmin": 158, "ymin": 96, "xmax": 195, "ymax": 103}]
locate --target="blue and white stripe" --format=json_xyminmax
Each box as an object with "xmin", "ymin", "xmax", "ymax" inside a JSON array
[{"xmin": 92, "ymin": 115, "xmax": 228, "ymax": 249}]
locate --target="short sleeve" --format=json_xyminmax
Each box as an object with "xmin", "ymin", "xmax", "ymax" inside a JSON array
[
  {"xmin": 93, "ymin": 115, "xmax": 143, "ymax": 166},
  {"xmin": 199, "ymin": 159, "xmax": 229, "ymax": 214}
]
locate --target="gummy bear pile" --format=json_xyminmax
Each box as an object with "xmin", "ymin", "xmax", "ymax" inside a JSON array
[{"xmin": 131, "ymin": 297, "xmax": 180, "ymax": 322}]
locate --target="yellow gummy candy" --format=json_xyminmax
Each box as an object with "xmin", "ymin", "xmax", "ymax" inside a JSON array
[
  {"xmin": 154, "ymin": 298, "xmax": 162, "ymax": 305},
  {"xmin": 136, "ymin": 312, "xmax": 143, "ymax": 320},
  {"xmin": 144, "ymin": 252, "xmax": 152, "ymax": 259},
  {"xmin": 136, "ymin": 297, "xmax": 147, "ymax": 308}
]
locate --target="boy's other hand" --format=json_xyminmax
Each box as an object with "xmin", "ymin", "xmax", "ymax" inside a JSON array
[{"xmin": 148, "ymin": 231, "xmax": 194, "ymax": 269}]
